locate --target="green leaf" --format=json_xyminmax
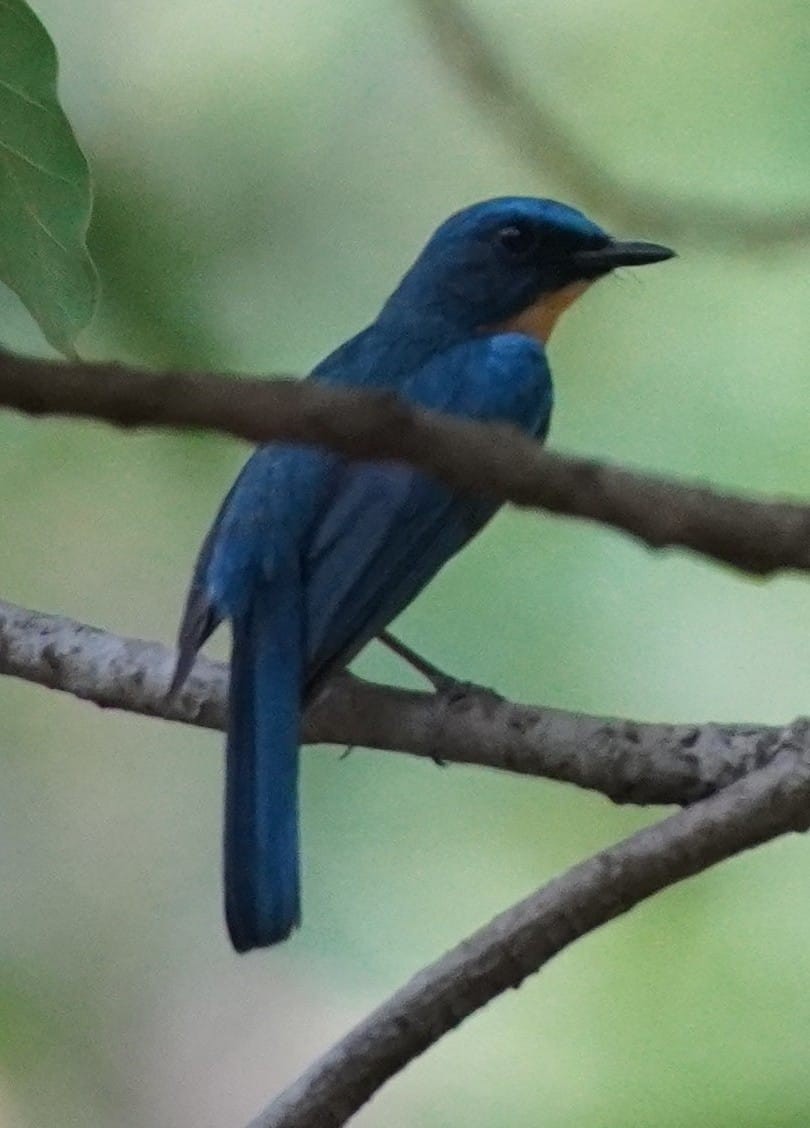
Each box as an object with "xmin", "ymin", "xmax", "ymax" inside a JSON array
[{"xmin": 0, "ymin": 0, "xmax": 97, "ymax": 355}]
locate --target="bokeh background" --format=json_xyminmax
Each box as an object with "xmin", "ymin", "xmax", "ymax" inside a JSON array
[{"xmin": 1, "ymin": 1, "xmax": 810, "ymax": 1124}]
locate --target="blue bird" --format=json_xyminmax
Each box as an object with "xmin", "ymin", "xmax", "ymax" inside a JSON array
[{"xmin": 171, "ymin": 197, "xmax": 673, "ymax": 952}]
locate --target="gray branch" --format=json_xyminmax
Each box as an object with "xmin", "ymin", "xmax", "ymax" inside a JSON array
[
  {"xmin": 3, "ymin": 598, "xmax": 809, "ymax": 1126},
  {"xmin": 0, "ymin": 597, "xmax": 792, "ymax": 807},
  {"xmin": 2, "ymin": 10, "xmax": 805, "ymax": 1122},
  {"xmin": 249, "ymin": 724, "xmax": 810, "ymax": 1126}
]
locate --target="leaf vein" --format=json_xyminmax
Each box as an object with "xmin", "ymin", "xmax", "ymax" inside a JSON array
[
  {"xmin": 0, "ymin": 75, "xmax": 58, "ymax": 118},
  {"xmin": 5, "ymin": 155, "xmax": 70, "ymax": 255},
  {"xmin": 0, "ymin": 137, "xmax": 77, "ymax": 187}
]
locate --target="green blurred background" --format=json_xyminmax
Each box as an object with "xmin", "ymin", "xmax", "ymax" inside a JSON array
[{"xmin": 2, "ymin": 1, "xmax": 810, "ymax": 1124}]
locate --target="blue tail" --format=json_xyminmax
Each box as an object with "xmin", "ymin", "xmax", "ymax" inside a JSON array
[{"xmin": 224, "ymin": 577, "xmax": 303, "ymax": 952}]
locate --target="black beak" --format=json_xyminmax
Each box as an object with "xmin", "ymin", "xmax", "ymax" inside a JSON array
[{"xmin": 569, "ymin": 239, "xmax": 676, "ymax": 274}]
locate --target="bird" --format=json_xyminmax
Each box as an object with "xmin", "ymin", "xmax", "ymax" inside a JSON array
[{"xmin": 171, "ymin": 197, "xmax": 674, "ymax": 952}]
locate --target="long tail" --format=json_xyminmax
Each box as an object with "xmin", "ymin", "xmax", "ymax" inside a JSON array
[{"xmin": 225, "ymin": 577, "xmax": 302, "ymax": 952}]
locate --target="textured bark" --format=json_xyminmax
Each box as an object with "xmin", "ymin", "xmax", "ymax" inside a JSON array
[
  {"xmin": 0, "ymin": 598, "xmax": 794, "ymax": 807},
  {"xmin": 249, "ymin": 729, "xmax": 810, "ymax": 1127},
  {"xmin": 2, "ymin": 349, "xmax": 810, "ymax": 576},
  {"xmin": 3, "ymin": 599, "xmax": 809, "ymax": 1126}
]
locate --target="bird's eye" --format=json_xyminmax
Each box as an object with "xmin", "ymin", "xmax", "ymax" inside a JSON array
[{"xmin": 495, "ymin": 224, "xmax": 537, "ymax": 255}]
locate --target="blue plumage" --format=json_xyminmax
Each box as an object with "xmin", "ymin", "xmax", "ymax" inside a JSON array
[
  {"xmin": 172, "ymin": 197, "xmax": 673, "ymax": 951},
  {"xmin": 225, "ymin": 576, "xmax": 302, "ymax": 950}
]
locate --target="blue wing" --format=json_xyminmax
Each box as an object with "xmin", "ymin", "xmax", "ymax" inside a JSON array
[
  {"xmin": 302, "ymin": 332, "xmax": 552, "ymax": 688},
  {"xmin": 173, "ymin": 331, "xmax": 551, "ymax": 687},
  {"xmin": 171, "ymin": 330, "xmax": 551, "ymax": 951}
]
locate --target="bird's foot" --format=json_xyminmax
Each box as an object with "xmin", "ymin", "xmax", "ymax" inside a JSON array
[
  {"xmin": 378, "ymin": 631, "xmax": 502, "ymax": 765},
  {"xmin": 378, "ymin": 630, "xmax": 458, "ymax": 692}
]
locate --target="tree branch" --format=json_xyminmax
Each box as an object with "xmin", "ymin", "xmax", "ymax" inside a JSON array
[
  {"xmin": 7, "ymin": 596, "xmax": 807, "ymax": 1126},
  {"xmin": 3, "ymin": 349, "xmax": 810, "ymax": 577},
  {"xmin": 248, "ymin": 724, "xmax": 810, "ymax": 1127},
  {"xmin": 0, "ymin": 597, "xmax": 793, "ymax": 808},
  {"xmin": 3, "ymin": 606, "xmax": 807, "ymax": 1123},
  {"xmin": 412, "ymin": 0, "xmax": 810, "ymax": 250}
]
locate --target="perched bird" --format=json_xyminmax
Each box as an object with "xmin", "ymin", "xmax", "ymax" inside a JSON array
[{"xmin": 171, "ymin": 197, "xmax": 673, "ymax": 952}]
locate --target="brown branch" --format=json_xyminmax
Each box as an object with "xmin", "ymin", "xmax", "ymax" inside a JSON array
[
  {"xmin": 413, "ymin": 0, "xmax": 810, "ymax": 250},
  {"xmin": 248, "ymin": 726, "xmax": 810, "ymax": 1127},
  {"xmin": 0, "ymin": 597, "xmax": 793, "ymax": 807},
  {"xmin": 3, "ymin": 348, "xmax": 810, "ymax": 577}
]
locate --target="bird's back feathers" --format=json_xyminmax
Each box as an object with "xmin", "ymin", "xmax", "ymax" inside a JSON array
[{"xmin": 174, "ymin": 331, "xmax": 553, "ymax": 951}]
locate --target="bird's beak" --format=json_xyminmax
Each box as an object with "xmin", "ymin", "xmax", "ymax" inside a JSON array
[{"xmin": 569, "ymin": 239, "xmax": 676, "ymax": 274}]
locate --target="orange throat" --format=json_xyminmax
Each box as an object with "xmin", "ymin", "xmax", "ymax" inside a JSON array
[{"xmin": 492, "ymin": 280, "xmax": 591, "ymax": 344}]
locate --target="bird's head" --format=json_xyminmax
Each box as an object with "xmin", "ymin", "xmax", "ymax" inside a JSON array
[{"xmin": 380, "ymin": 197, "xmax": 674, "ymax": 344}]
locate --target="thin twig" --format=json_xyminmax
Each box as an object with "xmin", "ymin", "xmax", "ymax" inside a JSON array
[
  {"xmin": 0, "ymin": 597, "xmax": 794, "ymax": 807},
  {"xmin": 2, "ymin": 349, "xmax": 810, "ymax": 577},
  {"xmin": 413, "ymin": 0, "xmax": 810, "ymax": 249}
]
